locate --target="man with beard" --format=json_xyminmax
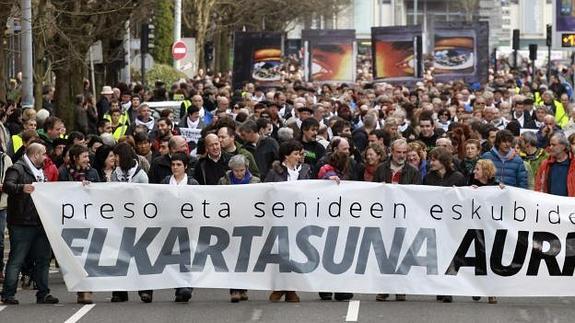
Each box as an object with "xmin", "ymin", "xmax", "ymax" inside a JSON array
[
  {"xmin": 372, "ymin": 138, "xmax": 421, "ymax": 302},
  {"xmin": 535, "ymin": 133, "xmax": 575, "ymax": 196},
  {"xmin": 152, "ymin": 118, "xmax": 174, "ymax": 153}
]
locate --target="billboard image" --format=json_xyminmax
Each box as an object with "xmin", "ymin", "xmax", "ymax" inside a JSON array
[
  {"xmin": 232, "ymin": 32, "xmax": 283, "ymax": 89},
  {"xmin": 433, "ymin": 36, "xmax": 475, "ymax": 75},
  {"xmin": 252, "ymin": 48, "xmax": 282, "ymax": 82},
  {"xmin": 554, "ymin": 0, "xmax": 575, "ymax": 49},
  {"xmin": 310, "ymin": 43, "xmax": 354, "ymax": 81},
  {"xmin": 432, "ymin": 22, "xmax": 489, "ymax": 84},
  {"xmin": 302, "ymin": 29, "xmax": 356, "ymax": 82},
  {"xmin": 371, "ymin": 25, "xmax": 422, "ymax": 82}
]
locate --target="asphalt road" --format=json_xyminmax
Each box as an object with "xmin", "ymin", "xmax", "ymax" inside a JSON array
[{"xmin": 0, "ymin": 272, "xmax": 574, "ymax": 323}]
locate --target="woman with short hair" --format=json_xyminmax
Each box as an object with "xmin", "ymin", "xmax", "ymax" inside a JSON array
[
  {"xmin": 264, "ymin": 140, "xmax": 310, "ymax": 303},
  {"xmin": 218, "ymin": 154, "xmax": 260, "ymax": 302}
]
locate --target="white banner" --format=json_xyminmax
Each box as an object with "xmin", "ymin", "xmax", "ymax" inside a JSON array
[{"xmin": 31, "ymin": 181, "xmax": 575, "ymax": 296}]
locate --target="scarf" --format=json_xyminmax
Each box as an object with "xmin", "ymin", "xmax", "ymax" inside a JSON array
[
  {"xmin": 283, "ymin": 162, "xmax": 301, "ymax": 181},
  {"xmin": 135, "ymin": 117, "xmax": 155, "ymax": 132},
  {"xmin": 23, "ymin": 154, "xmax": 45, "ymax": 182},
  {"xmin": 230, "ymin": 170, "xmax": 252, "ymax": 185},
  {"xmin": 363, "ymin": 164, "xmax": 377, "ymax": 182},
  {"xmin": 169, "ymin": 174, "xmax": 188, "ymax": 185},
  {"xmin": 68, "ymin": 165, "xmax": 87, "ymax": 182},
  {"xmin": 115, "ymin": 160, "xmax": 139, "ymax": 182}
]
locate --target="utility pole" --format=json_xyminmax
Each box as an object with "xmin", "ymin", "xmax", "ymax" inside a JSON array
[
  {"xmin": 174, "ymin": 0, "xmax": 182, "ymax": 70},
  {"xmin": 21, "ymin": 0, "xmax": 34, "ymax": 108}
]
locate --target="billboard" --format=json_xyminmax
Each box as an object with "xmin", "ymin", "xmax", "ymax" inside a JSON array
[
  {"xmin": 232, "ymin": 32, "xmax": 284, "ymax": 90},
  {"xmin": 371, "ymin": 25, "xmax": 422, "ymax": 82},
  {"xmin": 554, "ymin": 0, "xmax": 575, "ymax": 49},
  {"xmin": 431, "ymin": 22, "xmax": 489, "ymax": 84},
  {"xmin": 302, "ymin": 29, "xmax": 356, "ymax": 83}
]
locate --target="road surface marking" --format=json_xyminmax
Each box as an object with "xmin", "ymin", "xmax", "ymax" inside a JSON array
[
  {"xmin": 64, "ymin": 304, "xmax": 96, "ymax": 323},
  {"xmin": 251, "ymin": 308, "xmax": 263, "ymax": 321},
  {"xmin": 345, "ymin": 300, "xmax": 360, "ymax": 322}
]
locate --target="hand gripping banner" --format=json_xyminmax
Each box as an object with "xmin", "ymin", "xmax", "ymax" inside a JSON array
[{"xmin": 31, "ymin": 181, "xmax": 575, "ymax": 296}]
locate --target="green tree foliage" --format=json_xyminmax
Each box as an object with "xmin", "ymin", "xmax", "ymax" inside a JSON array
[
  {"xmin": 132, "ymin": 64, "xmax": 186, "ymax": 86},
  {"xmin": 152, "ymin": 0, "xmax": 174, "ymax": 65}
]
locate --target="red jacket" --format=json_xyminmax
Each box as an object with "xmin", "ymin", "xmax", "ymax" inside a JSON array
[{"xmin": 535, "ymin": 155, "xmax": 575, "ymax": 196}]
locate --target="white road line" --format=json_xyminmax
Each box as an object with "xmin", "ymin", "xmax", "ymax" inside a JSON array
[
  {"xmin": 64, "ymin": 304, "xmax": 96, "ymax": 323},
  {"xmin": 0, "ymin": 305, "xmax": 6, "ymax": 312},
  {"xmin": 251, "ymin": 308, "xmax": 263, "ymax": 321},
  {"xmin": 345, "ymin": 300, "xmax": 360, "ymax": 322}
]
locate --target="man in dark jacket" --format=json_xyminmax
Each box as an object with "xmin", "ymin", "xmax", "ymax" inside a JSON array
[
  {"xmin": 372, "ymin": 138, "xmax": 419, "ymax": 302},
  {"xmin": 239, "ymin": 120, "xmax": 279, "ymax": 179},
  {"xmin": 149, "ymin": 136, "xmax": 191, "ymax": 184},
  {"xmin": 194, "ymin": 134, "xmax": 231, "ymax": 185},
  {"xmin": 1, "ymin": 143, "xmax": 59, "ymax": 305},
  {"xmin": 373, "ymin": 138, "xmax": 421, "ymax": 185}
]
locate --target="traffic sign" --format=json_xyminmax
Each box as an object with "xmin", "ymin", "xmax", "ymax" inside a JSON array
[{"xmin": 172, "ymin": 41, "xmax": 187, "ymax": 60}]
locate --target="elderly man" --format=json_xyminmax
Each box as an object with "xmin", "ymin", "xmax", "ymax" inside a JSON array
[
  {"xmin": 372, "ymin": 138, "xmax": 421, "ymax": 302},
  {"xmin": 535, "ymin": 133, "xmax": 575, "ymax": 196},
  {"xmin": 194, "ymin": 133, "xmax": 231, "ymax": 185},
  {"xmin": 536, "ymin": 115, "xmax": 563, "ymax": 148}
]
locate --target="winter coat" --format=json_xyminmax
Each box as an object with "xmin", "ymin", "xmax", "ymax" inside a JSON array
[
  {"xmin": 372, "ymin": 160, "xmax": 421, "ymax": 184},
  {"xmin": 4, "ymin": 159, "xmax": 42, "ymax": 226},
  {"xmin": 264, "ymin": 161, "xmax": 311, "ymax": 182},
  {"xmin": 160, "ymin": 175, "xmax": 199, "ymax": 185},
  {"xmin": 217, "ymin": 171, "xmax": 261, "ymax": 185},
  {"xmin": 535, "ymin": 155, "xmax": 575, "ymax": 196},
  {"xmin": 57, "ymin": 166, "xmax": 100, "ymax": 183},
  {"xmin": 481, "ymin": 148, "xmax": 528, "ymax": 188},
  {"xmin": 423, "ymin": 170, "xmax": 467, "ymax": 187}
]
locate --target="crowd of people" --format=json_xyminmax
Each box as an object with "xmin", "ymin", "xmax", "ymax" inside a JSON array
[{"xmin": 0, "ymin": 67, "xmax": 574, "ymax": 306}]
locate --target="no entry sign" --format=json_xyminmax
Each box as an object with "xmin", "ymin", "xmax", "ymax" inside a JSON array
[{"xmin": 172, "ymin": 41, "xmax": 187, "ymax": 60}]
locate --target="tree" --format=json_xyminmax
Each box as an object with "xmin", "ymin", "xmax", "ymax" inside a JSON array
[
  {"xmin": 44, "ymin": 0, "xmax": 143, "ymax": 126},
  {"xmin": 183, "ymin": 0, "xmax": 351, "ymax": 72},
  {"xmin": 152, "ymin": 0, "xmax": 174, "ymax": 65},
  {"xmin": 0, "ymin": 0, "xmax": 18, "ymax": 102}
]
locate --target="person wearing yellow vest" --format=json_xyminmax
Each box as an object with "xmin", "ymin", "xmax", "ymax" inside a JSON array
[
  {"xmin": 106, "ymin": 106, "xmax": 129, "ymax": 141},
  {"xmin": 8, "ymin": 118, "xmax": 37, "ymax": 159},
  {"xmin": 535, "ymin": 90, "xmax": 568, "ymax": 128},
  {"xmin": 103, "ymin": 99, "xmax": 130, "ymax": 127}
]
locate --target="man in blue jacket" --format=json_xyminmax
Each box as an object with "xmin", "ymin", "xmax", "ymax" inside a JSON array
[{"xmin": 481, "ymin": 129, "xmax": 528, "ymax": 188}]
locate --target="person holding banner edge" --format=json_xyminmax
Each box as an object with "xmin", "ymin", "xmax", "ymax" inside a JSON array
[{"xmin": 1, "ymin": 142, "xmax": 59, "ymax": 305}]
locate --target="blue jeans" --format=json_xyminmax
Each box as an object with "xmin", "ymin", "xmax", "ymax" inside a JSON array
[
  {"xmin": 0, "ymin": 209, "xmax": 6, "ymax": 272},
  {"xmin": 1, "ymin": 225, "xmax": 51, "ymax": 300}
]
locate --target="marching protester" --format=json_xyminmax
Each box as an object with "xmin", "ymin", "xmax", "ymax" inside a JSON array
[
  {"xmin": 5, "ymin": 30, "xmax": 575, "ymax": 309},
  {"xmin": 218, "ymin": 154, "xmax": 260, "ymax": 303},
  {"xmin": 265, "ymin": 140, "xmax": 310, "ymax": 303},
  {"xmin": 160, "ymin": 152, "xmax": 197, "ymax": 303},
  {"xmin": 110, "ymin": 142, "xmax": 150, "ymax": 303},
  {"xmin": 57, "ymin": 144, "xmax": 99, "ymax": 304},
  {"xmin": 1, "ymin": 143, "xmax": 59, "ymax": 305}
]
